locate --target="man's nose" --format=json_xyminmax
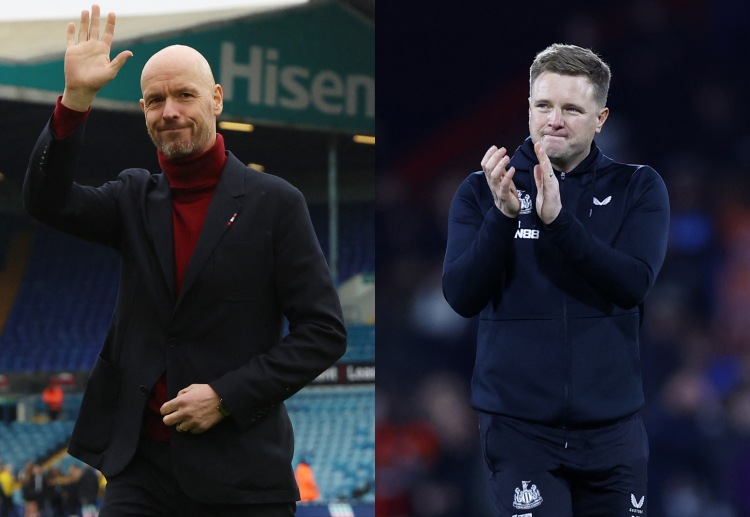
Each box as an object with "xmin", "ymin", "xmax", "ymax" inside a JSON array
[
  {"xmin": 547, "ymin": 108, "xmax": 563, "ymax": 126},
  {"xmin": 162, "ymin": 97, "xmax": 180, "ymax": 119}
]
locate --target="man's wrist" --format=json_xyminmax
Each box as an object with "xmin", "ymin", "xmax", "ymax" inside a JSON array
[
  {"xmin": 61, "ymin": 88, "xmax": 96, "ymax": 113},
  {"xmin": 217, "ymin": 398, "xmax": 232, "ymax": 417}
]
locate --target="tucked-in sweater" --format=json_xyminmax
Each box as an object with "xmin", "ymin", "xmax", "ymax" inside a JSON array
[
  {"xmin": 443, "ymin": 137, "xmax": 670, "ymax": 427},
  {"xmin": 52, "ymin": 98, "xmax": 227, "ymax": 441}
]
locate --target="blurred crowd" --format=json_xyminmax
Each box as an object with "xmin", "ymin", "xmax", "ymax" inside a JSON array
[
  {"xmin": 0, "ymin": 460, "xmax": 103, "ymax": 517},
  {"xmin": 377, "ymin": 1, "xmax": 750, "ymax": 516}
]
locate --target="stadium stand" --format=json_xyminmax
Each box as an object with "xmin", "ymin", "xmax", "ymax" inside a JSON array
[
  {"xmin": 0, "ymin": 225, "xmax": 118, "ymax": 373},
  {"xmin": 0, "ymin": 419, "xmax": 75, "ymax": 470},
  {"xmin": 288, "ymin": 385, "xmax": 375, "ymax": 502},
  {"xmin": 338, "ymin": 324, "xmax": 375, "ymax": 364},
  {"xmin": 308, "ymin": 202, "xmax": 375, "ymax": 283}
]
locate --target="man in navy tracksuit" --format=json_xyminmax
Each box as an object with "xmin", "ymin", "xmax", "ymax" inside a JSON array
[{"xmin": 443, "ymin": 44, "xmax": 669, "ymax": 516}]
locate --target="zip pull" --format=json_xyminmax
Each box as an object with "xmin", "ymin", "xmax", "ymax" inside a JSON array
[{"xmin": 560, "ymin": 171, "xmax": 566, "ymax": 181}]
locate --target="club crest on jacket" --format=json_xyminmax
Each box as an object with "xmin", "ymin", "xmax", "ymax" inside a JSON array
[{"xmin": 517, "ymin": 190, "xmax": 533, "ymax": 215}]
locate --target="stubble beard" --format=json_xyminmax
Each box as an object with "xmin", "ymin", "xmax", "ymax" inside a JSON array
[
  {"xmin": 542, "ymin": 138, "xmax": 590, "ymax": 172},
  {"xmin": 148, "ymin": 124, "xmax": 212, "ymax": 160},
  {"xmin": 158, "ymin": 139, "xmax": 196, "ymax": 160}
]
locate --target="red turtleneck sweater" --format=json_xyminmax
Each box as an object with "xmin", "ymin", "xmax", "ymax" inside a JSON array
[
  {"xmin": 142, "ymin": 133, "xmax": 226, "ymax": 442},
  {"xmin": 52, "ymin": 98, "xmax": 228, "ymax": 442}
]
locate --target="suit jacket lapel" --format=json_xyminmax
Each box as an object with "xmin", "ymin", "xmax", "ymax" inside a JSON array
[
  {"xmin": 175, "ymin": 152, "xmax": 245, "ymax": 311},
  {"xmin": 146, "ymin": 173, "xmax": 176, "ymax": 299}
]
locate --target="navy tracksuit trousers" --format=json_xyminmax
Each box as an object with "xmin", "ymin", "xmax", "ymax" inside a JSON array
[{"xmin": 479, "ymin": 412, "xmax": 649, "ymax": 517}]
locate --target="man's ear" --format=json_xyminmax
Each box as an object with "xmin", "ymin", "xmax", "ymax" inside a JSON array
[
  {"xmin": 595, "ymin": 107, "xmax": 609, "ymax": 133},
  {"xmin": 213, "ymin": 84, "xmax": 224, "ymax": 116}
]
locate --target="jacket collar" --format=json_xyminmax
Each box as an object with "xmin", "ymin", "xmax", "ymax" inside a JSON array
[{"xmin": 513, "ymin": 137, "xmax": 613, "ymax": 174}]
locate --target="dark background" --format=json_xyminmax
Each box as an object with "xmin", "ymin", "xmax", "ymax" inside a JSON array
[{"xmin": 376, "ymin": 2, "xmax": 750, "ymax": 516}]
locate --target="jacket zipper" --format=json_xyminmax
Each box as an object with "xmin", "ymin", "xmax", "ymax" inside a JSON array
[
  {"xmin": 561, "ymin": 169, "xmax": 573, "ymax": 427},
  {"xmin": 562, "ymin": 299, "xmax": 571, "ymax": 427}
]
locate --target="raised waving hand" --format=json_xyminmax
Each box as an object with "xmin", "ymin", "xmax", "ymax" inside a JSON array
[{"xmin": 61, "ymin": 4, "xmax": 133, "ymax": 111}]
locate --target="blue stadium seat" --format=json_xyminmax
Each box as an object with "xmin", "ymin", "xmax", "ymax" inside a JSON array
[
  {"xmin": 0, "ymin": 420, "xmax": 75, "ymax": 469},
  {"xmin": 287, "ymin": 385, "xmax": 374, "ymax": 502},
  {"xmin": 339, "ymin": 324, "xmax": 374, "ymax": 363},
  {"xmin": 308, "ymin": 202, "xmax": 375, "ymax": 283},
  {"xmin": 0, "ymin": 226, "xmax": 119, "ymax": 372}
]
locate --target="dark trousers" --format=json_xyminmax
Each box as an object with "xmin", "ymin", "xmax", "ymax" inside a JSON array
[
  {"xmin": 100, "ymin": 440, "xmax": 297, "ymax": 517},
  {"xmin": 478, "ymin": 412, "xmax": 649, "ymax": 517}
]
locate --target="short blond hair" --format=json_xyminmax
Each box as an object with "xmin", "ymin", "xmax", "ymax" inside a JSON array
[{"xmin": 530, "ymin": 44, "xmax": 611, "ymax": 108}]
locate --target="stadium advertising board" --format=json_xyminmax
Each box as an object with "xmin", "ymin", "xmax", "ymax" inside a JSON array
[
  {"xmin": 0, "ymin": 1, "xmax": 374, "ymax": 135},
  {"xmin": 314, "ymin": 363, "xmax": 375, "ymax": 384}
]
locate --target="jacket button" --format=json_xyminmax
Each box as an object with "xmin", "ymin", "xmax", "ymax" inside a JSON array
[
  {"xmin": 138, "ymin": 385, "xmax": 149, "ymax": 395},
  {"xmin": 167, "ymin": 338, "xmax": 178, "ymax": 348}
]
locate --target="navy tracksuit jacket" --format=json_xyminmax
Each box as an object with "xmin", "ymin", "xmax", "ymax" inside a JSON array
[{"xmin": 443, "ymin": 137, "xmax": 670, "ymax": 428}]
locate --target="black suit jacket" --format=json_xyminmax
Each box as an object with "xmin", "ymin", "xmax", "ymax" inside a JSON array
[{"xmin": 23, "ymin": 120, "xmax": 347, "ymax": 504}]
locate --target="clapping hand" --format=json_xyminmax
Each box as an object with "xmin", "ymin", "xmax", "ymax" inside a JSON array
[
  {"xmin": 481, "ymin": 145, "xmax": 519, "ymax": 218},
  {"xmin": 533, "ymin": 140, "xmax": 562, "ymax": 224}
]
